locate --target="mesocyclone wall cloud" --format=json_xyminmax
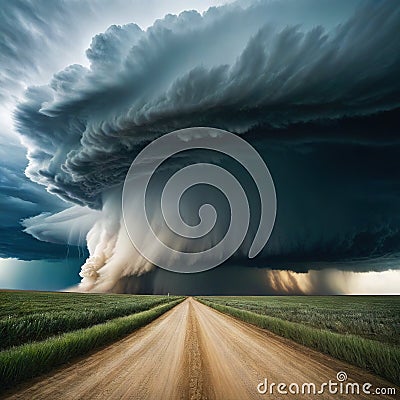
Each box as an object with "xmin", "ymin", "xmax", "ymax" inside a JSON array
[{"xmin": 10, "ymin": 0, "xmax": 400, "ymax": 293}]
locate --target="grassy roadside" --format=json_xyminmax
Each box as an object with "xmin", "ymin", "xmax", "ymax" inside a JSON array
[
  {"xmin": 198, "ymin": 299, "xmax": 400, "ymax": 385},
  {"xmin": 0, "ymin": 298, "xmax": 184, "ymax": 390},
  {"xmin": 0, "ymin": 292, "xmax": 178, "ymax": 350},
  {"xmin": 197, "ymin": 295, "xmax": 399, "ymax": 345}
]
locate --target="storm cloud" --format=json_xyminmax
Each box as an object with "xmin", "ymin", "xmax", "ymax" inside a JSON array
[
  {"xmin": 0, "ymin": 0, "xmax": 232, "ymax": 263},
  {"xmin": 15, "ymin": 1, "xmax": 400, "ymax": 208},
  {"xmin": 6, "ymin": 0, "xmax": 400, "ymax": 291}
]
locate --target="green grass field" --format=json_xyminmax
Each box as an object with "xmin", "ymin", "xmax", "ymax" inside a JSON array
[
  {"xmin": 0, "ymin": 291, "xmax": 184, "ymax": 390},
  {"xmin": 0, "ymin": 291, "xmax": 179, "ymax": 350},
  {"xmin": 197, "ymin": 296, "xmax": 400, "ymax": 385}
]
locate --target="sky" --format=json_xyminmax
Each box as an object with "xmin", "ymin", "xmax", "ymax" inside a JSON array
[{"xmin": 0, "ymin": 0, "xmax": 399, "ymax": 294}]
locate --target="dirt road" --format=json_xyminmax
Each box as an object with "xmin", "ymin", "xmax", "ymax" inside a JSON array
[{"xmin": 4, "ymin": 298, "xmax": 397, "ymax": 399}]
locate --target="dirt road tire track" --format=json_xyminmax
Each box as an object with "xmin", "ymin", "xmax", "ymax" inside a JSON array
[{"xmin": 2, "ymin": 298, "xmax": 397, "ymax": 400}]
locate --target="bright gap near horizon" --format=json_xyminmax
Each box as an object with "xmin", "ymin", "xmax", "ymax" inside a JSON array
[{"xmin": 0, "ymin": 258, "xmax": 399, "ymax": 294}]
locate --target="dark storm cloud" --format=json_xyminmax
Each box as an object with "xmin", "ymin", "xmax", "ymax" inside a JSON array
[
  {"xmin": 0, "ymin": 0, "xmax": 106, "ymax": 261},
  {"xmin": 0, "ymin": 0, "xmax": 237, "ymax": 264},
  {"xmin": 111, "ymin": 265, "xmax": 360, "ymax": 295},
  {"xmin": 9, "ymin": 0, "xmax": 400, "ymax": 273},
  {"xmin": 0, "ymin": 136, "xmax": 72, "ymax": 260},
  {"xmin": 0, "ymin": 227, "xmax": 86, "ymax": 261},
  {"xmin": 241, "ymin": 113, "xmax": 400, "ymax": 270},
  {"xmin": 14, "ymin": 1, "xmax": 400, "ymax": 209}
]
